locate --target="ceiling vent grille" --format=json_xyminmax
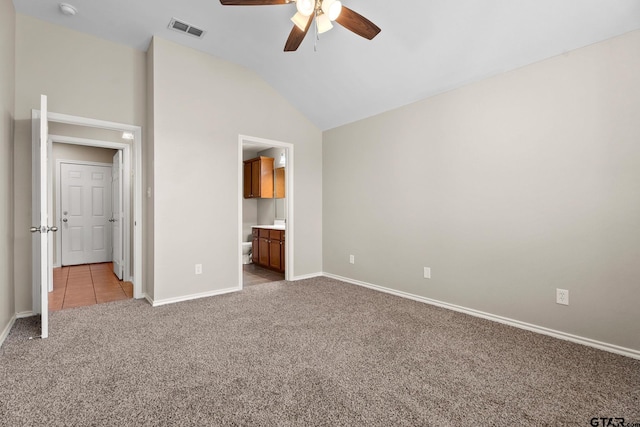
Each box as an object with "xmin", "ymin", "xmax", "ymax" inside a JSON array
[{"xmin": 168, "ymin": 18, "xmax": 206, "ymax": 39}]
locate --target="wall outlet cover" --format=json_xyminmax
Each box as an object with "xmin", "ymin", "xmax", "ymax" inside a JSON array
[
  {"xmin": 556, "ymin": 288, "xmax": 569, "ymax": 305},
  {"xmin": 423, "ymin": 267, "xmax": 431, "ymax": 279}
]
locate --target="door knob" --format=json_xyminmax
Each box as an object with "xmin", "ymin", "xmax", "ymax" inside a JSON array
[
  {"xmin": 62, "ymin": 218, "xmax": 68, "ymax": 223},
  {"xmin": 49, "ymin": 226, "xmax": 58, "ymax": 232},
  {"xmin": 30, "ymin": 226, "xmax": 40, "ymax": 233}
]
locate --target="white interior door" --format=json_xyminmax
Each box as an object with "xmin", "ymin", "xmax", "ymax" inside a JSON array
[
  {"xmin": 111, "ymin": 151, "xmax": 123, "ymax": 280},
  {"xmin": 31, "ymin": 95, "xmax": 52, "ymax": 339},
  {"xmin": 60, "ymin": 163, "xmax": 112, "ymax": 266}
]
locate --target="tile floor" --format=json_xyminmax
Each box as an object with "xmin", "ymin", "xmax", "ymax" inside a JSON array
[
  {"xmin": 243, "ymin": 263, "xmax": 285, "ymax": 286},
  {"xmin": 50, "ymin": 262, "xmax": 133, "ymax": 311}
]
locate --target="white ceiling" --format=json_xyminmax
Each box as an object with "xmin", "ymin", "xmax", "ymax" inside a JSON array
[{"xmin": 12, "ymin": 0, "xmax": 640, "ymax": 130}]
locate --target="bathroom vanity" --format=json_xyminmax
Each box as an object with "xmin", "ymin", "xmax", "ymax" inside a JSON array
[{"xmin": 251, "ymin": 226, "xmax": 285, "ymax": 272}]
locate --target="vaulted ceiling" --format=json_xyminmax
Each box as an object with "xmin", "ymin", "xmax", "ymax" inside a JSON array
[{"xmin": 12, "ymin": 0, "xmax": 640, "ymax": 130}]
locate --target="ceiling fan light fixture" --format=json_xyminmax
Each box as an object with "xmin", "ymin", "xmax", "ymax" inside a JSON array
[
  {"xmin": 291, "ymin": 12, "xmax": 308, "ymax": 31},
  {"xmin": 321, "ymin": 0, "xmax": 342, "ymax": 21},
  {"xmin": 296, "ymin": 0, "xmax": 315, "ymax": 17},
  {"xmin": 316, "ymin": 13, "xmax": 333, "ymax": 34}
]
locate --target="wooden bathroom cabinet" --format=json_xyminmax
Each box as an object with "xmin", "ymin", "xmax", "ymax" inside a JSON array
[
  {"xmin": 251, "ymin": 227, "xmax": 285, "ymax": 273},
  {"xmin": 243, "ymin": 156, "xmax": 274, "ymax": 198}
]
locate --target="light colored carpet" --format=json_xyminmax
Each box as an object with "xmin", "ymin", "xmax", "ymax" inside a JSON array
[{"xmin": 1, "ymin": 277, "xmax": 638, "ymax": 426}]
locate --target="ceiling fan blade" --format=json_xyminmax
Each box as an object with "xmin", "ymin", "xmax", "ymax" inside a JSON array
[
  {"xmin": 284, "ymin": 14, "xmax": 313, "ymax": 52},
  {"xmin": 335, "ymin": 6, "xmax": 381, "ymax": 40},
  {"xmin": 219, "ymin": 0, "xmax": 290, "ymax": 5}
]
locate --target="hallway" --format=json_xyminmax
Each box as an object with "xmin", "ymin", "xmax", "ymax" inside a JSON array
[{"xmin": 50, "ymin": 263, "xmax": 133, "ymax": 311}]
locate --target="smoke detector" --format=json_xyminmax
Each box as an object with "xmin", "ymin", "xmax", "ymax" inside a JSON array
[{"xmin": 59, "ymin": 3, "xmax": 78, "ymax": 16}]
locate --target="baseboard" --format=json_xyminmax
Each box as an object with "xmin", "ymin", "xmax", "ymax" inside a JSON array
[
  {"xmin": 16, "ymin": 311, "xmax": 35, "ymax": 319},
  {"xmin": 149, "ymin": 286, "xmax": 240, "ymax": 307},
  {"xmin": 0, "ymin": 314, "xmax": 17, "ymax": 348},
  {"xmin": 323, "ymin": 272, "xmax": 640, "ymax": 360},
  {"xmin": 291, "ymin": 272, "xmax": 324, "ymax": 281},
  {"xmin": 141, "ymin": 293, "xmax": 152, "ymax": 306}
]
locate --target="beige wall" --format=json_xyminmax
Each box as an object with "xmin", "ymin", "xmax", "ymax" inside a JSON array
[
  {"xmin": 13, "ymin": 15, "xmax": 146, "ymax": 313},
  {"xmin": 0, "ymin": 0, "xmax": 16, "ymax": 336},
  {"xmin": 149, "ymin": 37, "xmax": 322, "ymax": 301},
  {"xmin": 51, "ymin": 143, "xmax": 117, "ymax": 265},
  {"xmin": 323, "ymin": 30, "xmax": 640, "ymax": 352}
]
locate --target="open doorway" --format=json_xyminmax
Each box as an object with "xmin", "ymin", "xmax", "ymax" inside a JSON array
[
  {"xmin": 238, "ymin": 135, "xmax": 294, "ymax": 288},
  {"xmin": 50, "ymin": 139, "xmax": 132, "ymax": 310},
  {"xmin": 31, "ymin": 110, "xmax": 142, "ymax": 321}
]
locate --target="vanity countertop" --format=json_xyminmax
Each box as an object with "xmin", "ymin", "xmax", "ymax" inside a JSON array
[{"xmin": 252, "ymin": 225, "xmax": 285, "ymax": 230}]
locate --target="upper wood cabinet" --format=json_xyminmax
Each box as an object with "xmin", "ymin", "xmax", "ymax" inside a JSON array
[
  {"xmin": 274, "ymin": 167, "xmax": 285, "ymax": 199},
  {"xmin": 243, "ymin": 156, "xmax": 274, "ymax": 198}
]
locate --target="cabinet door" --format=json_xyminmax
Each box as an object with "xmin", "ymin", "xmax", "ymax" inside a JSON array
[
  {"xmin": 251, "ymin": 160, "xmax": 261, "ymax": 199},
  {"xmin": 243, "ymin": 162, "xmax": 252, "ymax": 198},
  {"xmin": 275, "ymin": 167, "xmax": 285, "ymax": 198},
  {"xmin": 269, "ymin": 239, "xmax": 281, "ymax": 271},
  {"xmin": 260, "ymin": 157, "xmax": 274, "ymax": 198},
  {"xmin": 252, "ymin": 237, "xmax": 259, "ymax": 263},
  {"xmin": 259, "ymin": 237, "xmax": 270, "ymax": 266}
]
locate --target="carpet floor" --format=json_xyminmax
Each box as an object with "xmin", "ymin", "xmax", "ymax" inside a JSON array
[{"xmin": 1, "ymin": 277, "xmax": 638, "ymax": 426}]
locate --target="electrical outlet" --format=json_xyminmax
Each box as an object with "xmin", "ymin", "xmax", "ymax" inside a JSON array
[
  {"xmin": 195, "ymin": 264, "xmax": 202, "ymax": 275},
  {"xmin": 556, "ymin": 288, "xmax": 569, "ymax": 305},
  {"xmin": 349, "ymin": 255, "xmax": 355, "ymax": 264},
  {"xmin": 423, "ymin": 267, "xmax": 431, "ymax": 279}
]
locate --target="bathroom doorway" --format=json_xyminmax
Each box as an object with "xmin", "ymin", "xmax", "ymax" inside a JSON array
[{"xmin": 238, "ymin": 135, "xmax": 294, "ymax": 288}]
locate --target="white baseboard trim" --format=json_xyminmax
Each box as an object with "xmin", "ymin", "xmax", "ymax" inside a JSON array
[
  {"xmin": 143, "ymin": 293, "xmax": 154, "ymax": 306},
  {"xmin": 0, "ymin": 314, "xmax": 17, "ymax": 348},
  {"xmin": 323, "ymin": 272, "xmax": 640, "ymax": 360},
  {"xmin": 148, "ymin": 286, "xmax": 241, "ymax": 307},
  {"xmin": 16, "ymin": 311, "xmax": 35, "ymax": 319},
  {"xmin": 291, "ymin": 272, "xmax": 324, "ymax": 281}
]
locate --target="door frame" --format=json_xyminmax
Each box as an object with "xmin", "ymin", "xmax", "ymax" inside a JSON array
[
  {"xmin": 238, "ymin": 135, "xmax": 294, "ymax": 287},
  {"xmin": 54, "ymin": 158, "xmax": 117, "ymax": 270},
  {"xmin": 32, "ymin": 113, "xmax": 143, "ymax": 302}
]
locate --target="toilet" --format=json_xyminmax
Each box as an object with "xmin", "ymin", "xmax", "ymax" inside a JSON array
[{"xmin": 242, "ymin": 242, "xmax": 252, "ymax": 264}]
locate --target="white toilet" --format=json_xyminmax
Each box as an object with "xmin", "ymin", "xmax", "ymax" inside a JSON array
[{"xmin": 242, "ymin": 242, "xmax": 252, "ymax": 264}]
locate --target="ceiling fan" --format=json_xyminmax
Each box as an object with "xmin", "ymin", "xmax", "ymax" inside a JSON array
[{"xmin": 219, "ymin": 0, "xmax": 381, "ymax": 52}]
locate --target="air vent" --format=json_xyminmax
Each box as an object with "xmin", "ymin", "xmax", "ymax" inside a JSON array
[{"xmin": 168, "ymin": 18, "xmax": 206, "ymax": 39}]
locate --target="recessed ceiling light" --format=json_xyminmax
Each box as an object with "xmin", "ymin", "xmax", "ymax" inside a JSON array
[{"xmin": 59, "ymin": 3, "xmax": 78, "ymax": 16}]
